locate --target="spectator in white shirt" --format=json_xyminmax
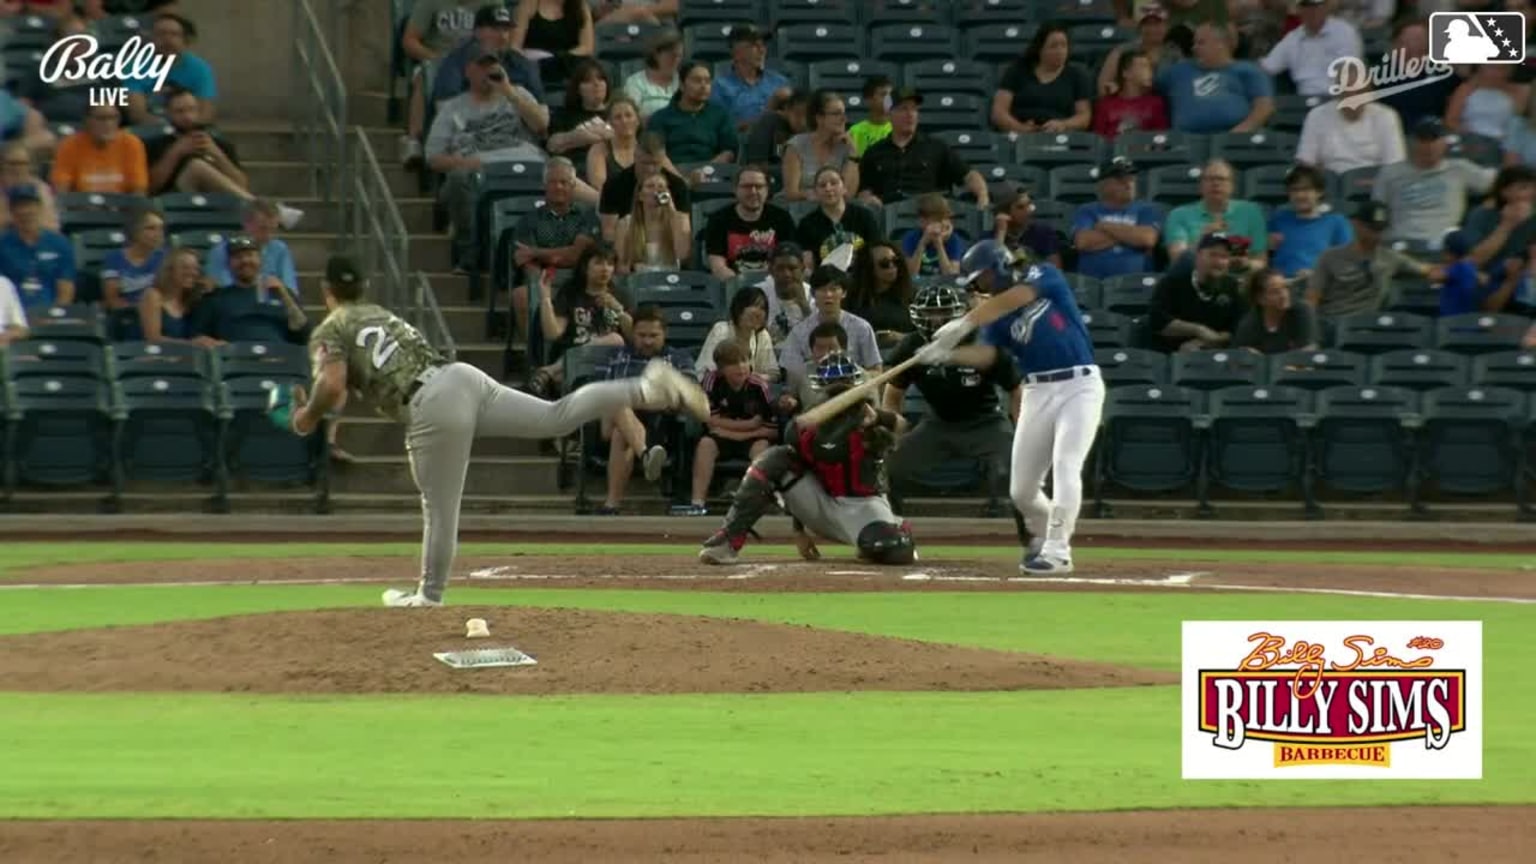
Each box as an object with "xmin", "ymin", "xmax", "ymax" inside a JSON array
[
  {"xmin": 1296, "ymin": 84, "xmax": 1406, "ymax": 174},
  {"xmin": 0, "ymin": 273, "xmax": 28, "ymax": 344},
  {"xmin": 1260, "ymin": 0, "xmax": 1364, "ymax": 98},
  {"xmin": 622, "ymin": 29, "xmax": 682, "ymax": 119},
  {"xmin": 778, "ymin": 265, "xmax": 881, "ymax": 383}
]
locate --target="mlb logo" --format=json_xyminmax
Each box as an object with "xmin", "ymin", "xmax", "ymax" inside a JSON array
[{"xmin": 1428, "ymin": 12, "xmax": 1526, "ymax": 64}]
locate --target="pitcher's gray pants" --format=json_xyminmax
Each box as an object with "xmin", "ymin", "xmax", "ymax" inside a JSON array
[{"xmin": 404, "ymin": 362, "xmax": 644, "ymax": 600}]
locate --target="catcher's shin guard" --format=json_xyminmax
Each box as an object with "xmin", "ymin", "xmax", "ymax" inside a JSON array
[{"xmin": 709, "ymin": 445, "xmax": 801, "ymax": 547}]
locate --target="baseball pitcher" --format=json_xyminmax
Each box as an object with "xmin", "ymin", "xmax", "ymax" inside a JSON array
[
  {"xmin": 284, "ymin": 255, "xmax": 708, "ymax": 607},
  {"xmin": 698, "ymin": 351, "xmax": 915, "ymax": 566}
]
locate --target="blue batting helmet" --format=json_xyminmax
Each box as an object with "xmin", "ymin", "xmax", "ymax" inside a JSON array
[
  {"xmin": 809, "ymin": 350, "xmax": 865, "ymax": 391},
  {"xmin": 959, "ymin": 239, "xmax": 1029, "ymax": 294}
]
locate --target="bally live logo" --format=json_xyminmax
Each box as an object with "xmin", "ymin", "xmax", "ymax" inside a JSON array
[{"xmin": 37, "ymin": 34, "xmax": 175, "ymax": 108}]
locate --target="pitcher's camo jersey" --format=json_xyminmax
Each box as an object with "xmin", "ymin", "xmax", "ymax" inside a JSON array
[{"xmin": 309, "ymin": 303, "xmax": 444, "ymax": 423}]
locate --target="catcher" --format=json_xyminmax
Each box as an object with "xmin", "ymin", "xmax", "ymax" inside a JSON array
[{"xmin": 698, "ymin": 351, "xmax": 915, "ymax": 566}]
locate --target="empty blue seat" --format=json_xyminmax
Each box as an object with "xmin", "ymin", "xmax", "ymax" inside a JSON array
[
  {"xmin": 775, "ymin": 22, "xmax": 865, "ymax": 61},
  {"xmin": 23, "ymin": 304, "xmax": 107, "ymax": 344},
  {"xmin": 171, "ymin": 230, "xmax": 232, "ymax": 255},
  {"xmin": 1472, "ymin": 350, "xmax": 1536, "ymax": 391},
  {"xmin": 919, "ymin": 92, "xmax": 987, "ymax": 133},
  {"xmin": 1046, "ymin": 0, "xmax": 1116, "ymax": 23},
  {"xmin": 905, "ymin": 58, "xmax": 995, "ymax": 97},
  {"xmin": 1080, "ymin": 308, "xmax": 1131, "ymax": 348},
  {"xmin": 1099, "ymin": 273, "xmax": 1160, "ymax": 316},
  {"xmin": 1064, "ymin": 274, "xmax": 1101, "ymax": 309},
  {"xmin": 1312, "ymin": 385, "xmax": 1418, "ymax": 497},
  {"xmin": 1335, "ymin": 166, "xmax": 1380, "ymax": 203},
  {"xmin": 961, "ymin": 20, "xmax": 1038, "ymax": 64},
  {"xmin": 1417, "ymin": 386, "xmax": 1527, "ymax": 502},
  {"xmin": 1048, "ymin": 164, "xmax": 1103, "ymax": 206},
  {"xmin": 1436, "ymin": 313, "xmax": 1528, "ymax": 355},
  {"xmin": 156, "ymin": 192, "xmax": 246, "ymax": 232},
  {"xmin": 6, "ymin": 376, "xmax": 115, "ymax": 487},
  {"xmin": 1146, "ymin": 164, "xmax": 1207, "ymax": 203},
  {"xmin": 1113, "ymin": 130, "xmax": 1205, "ymax": 167},
  {"xmin": 770, "ymin": 0, "xmax": 860, "ymax": 24},
  {"xmin": 4, "ymin": 340, "xmax": 106, "ymax": 379},
  {"xmin": 1209, "ymin": 131, "xmax": 1301, "ymax": 169},
  {"xmin": 1385, "ymin": 275, "xmax": 1440, "ymax": 317},
  {"xmin": 684, "ymin": 21, "xmax": 744, "ymax": 62},
  {"xmin": 1014, "ymin": 132, "xmax": 1106, "ymax": 167},
  {"xmin": 1173, "ymin": 349, "xmax": 1266, "ymax": 391},
  {"xmin": 1267, "ymin": 348, "xmax": 1368, "ymax": 390},
  {"xmin": 933, "ymin": 130, "xmax": 1004, "ymax": 166},
  {"xmin": 1369, "ymin": 349, "xmax": 1468, "ymax": 391},
  {"xmin": 1206, "ymin": 385, "xmax": 1313, "ymax": 501},
  {"xmin": 214, "ymin": 342, "xmax": 308, "ymax": 380},
  {"xmin": 595, "ymin": 21, "xmax": 669, "ymax": 62},
  {"xmin": 112, "ymin": 341, "xmax": 211, "ymax": 380},
  {"xmin": 1332, "ymin": 311, "xmax": 1432, "ymax": 354},
  {"xmin": 1095, "ymin": 347, "xmax": 1167, "ymax": 386},
  {"xmin": 58, "ymin": 192, "xmax": 138, "ymax": 233},
  {"xmin": 116, "ymin": 377, "xmax": 223, "ymax": 487},
  {"xmin": 1271, "ymin": 93, "xmax": 1326, "ymax": 133},
  {"xmin": 1241, "ymin": 164, "xmax": 1295, "ymax": 208},
  {"xmin": 1097, "ymin": 384, "xmax": 1203, "ymax": 497},
  {"xmin": 807, "ymin": 58, "xmax": 898, "ymax": 94},
  {"xmin": 871, "ymin": 23, "xmax": 958, "ymax": 61}
]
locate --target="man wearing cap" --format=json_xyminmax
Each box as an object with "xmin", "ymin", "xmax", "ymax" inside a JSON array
[
  {"xmin": 711, "ymin": 24, "xmax": 791, "ymax": 132},
  {"xmin": 992, "ymin": 183, "xmax": 1063, "ymax": 267},
  {"xmin": 1158, "ymin": 22, "xmax": 1274, "ymax": 134},
  {"xmin": 1307, "ymin": 201, "xmax": 1435, "ymax": 317},
  {"xmin": 1372, "ymin": 117, "xmax": 1495, "ymax": 250},
  {"xmin": 425, "ymin": 40, "xmax": 551, "ymax": 270},
  {"xmin": 1071, "ymin": 157, "xmax": 1163, "ymax": 280},
  {"xmin": 1149, "ymin": 232, "xmax": 1246, "ymax": 352},
  {"xmin": 400, "ymin": 2, "xmax": 489, "ymax": 166},
  {"xmin": 855, "ymin": 89, "xmax": 990, "ymax": 209},
  {"xmin": 1164, "ymin": 158, "xmax": 1268, "ymax": 269},
  {"xmin": 1260, "ymin": 0, "xmax": 1363, "ymax": 98},
  {"xmin": 0, "ymin": 185, "xmax": 75, "ymax": 310},
  {"xmin": 429, "ymin": 6, "xmax": 545, "ymax": 110},
  {"xmin": 188, "ymin": 234, "xmax": 308, "ymax": 345},
  {"xmin": 205, "ymin": 199, "xmax": 301, "ymax": 300}
]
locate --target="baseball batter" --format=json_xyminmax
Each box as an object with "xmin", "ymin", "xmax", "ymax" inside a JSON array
[
  {"xmin": 698, "ymin": 352, "xmax": 915, "ymax": 566},
  {"xmin": 285, "ymin": 255, "xmax": 709, "ymax": 606},
  {"xmin": 915, "ymin": 240, "xmax": 1104, "ymax": 574}
]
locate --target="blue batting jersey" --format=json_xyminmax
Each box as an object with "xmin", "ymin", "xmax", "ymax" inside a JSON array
[{"xmin": 978, "ymin": 263, "xmax": 1095, "ymax": 376}]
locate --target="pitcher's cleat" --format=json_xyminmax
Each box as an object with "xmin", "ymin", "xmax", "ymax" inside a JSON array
[
  {"xmin": 642, "ymin": 444, "xmax": 668, "ymax": 482},
  {"xmin": 698, "ymin": 530, "xmax": 746, "ymax": 564},
  {"xmin": 382, "ymin": 588, "xmax": 442, "ymax": 607},
  {"xmin": 641, "ymin": 359, "xmax": 709, "ymax": 421},
  {"xmin": 1019, "ymin": 554, "xmax": 1073, "ymax": 575}
]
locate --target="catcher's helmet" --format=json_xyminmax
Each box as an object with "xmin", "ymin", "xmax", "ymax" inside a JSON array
[
  {"xmin": 908, "ymin": 281, "xmax": 969, "ymax": 337},
  {"xmin": 809, "ymin": 350, "xmax": 865, "ymax": 391},
  {"xmin": 960, "ymin": 238, "xmax": 1031, "ymax": 295}
]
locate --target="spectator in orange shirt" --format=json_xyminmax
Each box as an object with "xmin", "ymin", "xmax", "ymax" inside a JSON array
[{"xmin": 49, "ymin": 107, "xmax": 149, "ymax": 195}]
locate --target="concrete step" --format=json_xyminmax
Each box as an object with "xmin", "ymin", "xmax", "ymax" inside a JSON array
[
  {"xmin": 222, "ymin": 125, "xmax": 401, "ymax": 164},
  {"xmin": 334, "ymin": 416, "xmax": 543, "ymax": 458},
  {"xmin": 304, "ymin": 303, "xmax": 488, "ymax": 344},
  {"xmin": 289, "ymin": 233, "xmax": 452, "ymax": 272},
  {"xmin": 283, "ymin": 196, "xmax": 437, "ymax": 235},
  {"xmin": 355, "ymin": 92, "xmax": 392, "ymax": 129},
  {"xmin": 297, "ymin": 270, "xmax": 483, "ymax": 307},
  {"xmin": 245, "ymin": 160, "xmax": 417, "ymax": 199},
  {"xmin": 330, "ymin": 455, "xmax": 560, "ymax": 496}
]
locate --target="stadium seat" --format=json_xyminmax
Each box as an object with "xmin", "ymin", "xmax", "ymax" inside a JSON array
[
  {"xmin": 95, "ymin": 13, "xmax": 148, "ymax": 51},
  {"xmin": 1069, "ymin": 22, "xmax": 1133, "ymax": 54},
  {"xmin": 596, "ymin": 22, "xmax": 669, "ymax": 62},
  {"xmin": 1112, "ymin": 130, "xmax": 1205, "ymax": 168},
  {"xmin": 1472, "ymin": 350, "xmax": 1536, "ymax": 391},
  {"xmin": 171, "ymin": 230, "xmax": 231, "ymax": 255},
  {"xmin": 775, "ymin": 22, "xmax": 864, "ymax": 61},
  {"xmin": 1014, "ymin": 132, "xmax": 1106, "ymax": 168},
  {"xmin": 58, "ymin": 192, "xmax": 138, "ymax": 233},
  {"xmin": 1448, "ymin": 132, "xmax": 1502, "ymax": 168},
  {"xmin": 1094, "ymin": 347, "xmax": 1167, "ymax": 386},
  {"xmin": 1311, "ymin": 385, "xmax": 1418, "ymax": 498},
  {"xmin": 1146, "ymin": 164, "xmax": 1206, "ymax": 203},
  {"xmin": 1332, "ymin": 311, "xmax": 1432, "ymax": 354},
  {"xmin": 4, "ymin": 13, "xmax": 55, "ymax": 48},
  {"xmin": 112, "ymin": 342, "xmax": 211, "ymax": 381},
  {"xmin": 1385, "ymin": 275, "xmax": 1440, "ymax": 317},
  {"xmin": 871, "ymin": 23, "xmax": 958, "ymax": 62},
  {"xmin": 972, "ymin": 162, "xmax": 1046, "ymax": 192},
  {"xmin": 1267, "ymin": 349, "xmax": 1368, "ymax": 391},
  {"xmin": 1369, "ymin": 349, "xmax": 1468, "ymax": 392},
  {"xmin": 1064, "ymin": 273, "xmax": 1101, "ymax": 309},
  {"xmin": 1048, "ymin": 164, "xmax": 1104, "ymax": 206},
  {"xmin": 688, "ymin": 162, "xmax": 739, "ymax": 201},
  {"xmin": 962, "ymin": 0, "xmax": 1037, "ymax": 18},
  {"xmin": 1416, "ymin": 386, "xmax": 1527, "ymax": 504},
  {"xmin": 4, "ymin": 340, "xmax": 106, "ymax": 379},
  {"xmin": 933, "ymin": 130, "xmax": 1004, "ymax": 167},
  {"xmin": 1208, "ymin": 131, "xmax": 1301, "ymax": 169},
  {"xmin": 155, "ymin": 193, "xmax": 246, "ymax": 232},
  {"xmin": 220, "ymin": 376, "xmax": 327, "ymax": 498},
  {"xmin": 1386, "ymin": 237, "xmax": 1440, "ymax": 257},
  {"xmin": 905, "ymin": 58, "xmax": 995, "ymax": 98},
  {"xmin": 769, "ymin": 0, "xmax": 861, "ymax": 24},
  {"xmin": 1047, "ymin": 0, "xmax": 1116, "ymax": 23},
  {"xmin": 919, "ymin": 92, "xmax": 987, "ymax": 133},
  {"xmin": 5, "ymin": 376, "xmax": 116, "ymax": 488},
  {"xmin": 72, "ymin": 228, "xmax": 128, "ymax": 276},
  {"xmin": 1205, "ymin": 385, "xmax": 1314, "ymax": 507},
  {"xmin": 23, "ymin": 305, "xmax": 107, "ymax": 344},
  {"xmin": 807, "ymin": 58, "xmax": 898, "ymax": 94},
  {"xmin": 1435, "ymin": 313, "xmax": 1528, "ymax": 355},
  {"xmin": 115, "ymin": 376, "xmax": 224, "ymax": 492},
  {"xmin": 1095, "ymin": 384, "xmax": 1203, "ymax": 500},
  {"xmin": 486, "ymin": 196, "xmax": 544, "ymax": 292},
  {"xmin": 962, "ymin": 20, "xmax": 1040, "ymax": 65},
  {"xmin": 1080, "ymin": 309, "xmax": 1132, "ymax": 348},
  {"xmin": 684, "ymin": 21, "xmax": 743, "ymax": 63},
  {"xmin": 1241, "ymin": 164, "xmax": 1295, "ymax": 208},
  {"xmin": 1334, "ymin": 166, "xmax": 1380, "ymax": 203},
  {"xmin": 1172, "ymin": 349, "xmax": 1266, "ymax": 391},
  {"xmin": 1099, "ymin": 273, "xmax": 1160, "ymax": 316},
  {"xmin": 628, "ymin": 269, "xmax": 724, "ymax": 301},
  {"xmin": 870, "ymin": 0, "xmax": 957, "ymax": 25},
  {"xmin": 213, "ymin": 342, "xmax": 308, "ymax": 381},
  {"xmin": 1271, "ymin": 94, "xmax": 1325, "ymax": 133},
  {"xmin": 679, "ymin": 0, "xmax": 763, "ymax": 29}
]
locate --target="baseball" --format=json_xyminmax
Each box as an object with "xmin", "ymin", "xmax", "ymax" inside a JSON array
[{"xmin": 465, "ymin": 618, "xmax": 490, "ymax": 639}]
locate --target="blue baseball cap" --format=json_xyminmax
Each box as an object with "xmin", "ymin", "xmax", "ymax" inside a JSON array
[
  {"xmin": 1443, "ymin": 229, "xmax": 1472, "ymax": 257},
  {"xmin": 6, "ymin": 184, "xmax": 40, "ymax": 206}
]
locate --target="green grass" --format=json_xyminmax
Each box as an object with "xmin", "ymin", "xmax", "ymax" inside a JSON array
[
  {"xmin": 0, "ymin": 541, "xmax": 1531, "ymax": 578},
  {"xmin": 0, "ymin": 584, "xmax": 1531, "ymax": 817}
]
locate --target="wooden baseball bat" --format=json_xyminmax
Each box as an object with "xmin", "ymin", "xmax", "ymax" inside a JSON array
[{"xmin": 796, "ymin": 354, "xmax": 923, "ymax": 428}]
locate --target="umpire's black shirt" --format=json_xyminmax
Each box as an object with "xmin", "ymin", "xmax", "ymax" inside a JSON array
[
  {"xmin": 888, "ymin": 332, "xmax": 1020, "ymax": 422},
  {"xmin": 856, "ymin": 132, "xmax": 971, "ymax": 203}
]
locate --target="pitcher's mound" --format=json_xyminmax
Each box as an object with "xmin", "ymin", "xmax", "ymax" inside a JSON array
[{"xmin": 0, "ymin": 608, "xmax": 1174, "ymax": 695}]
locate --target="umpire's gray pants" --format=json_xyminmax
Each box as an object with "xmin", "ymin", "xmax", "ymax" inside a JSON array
[
  {"xmin": 781, "ymin": 478, "xmax": 897, "ymax": 546},
  {"xmin": 404, "ymin": 363, "xmax": 644, "ymax": 600},
  {"xmin": 886, "ymin": 413, "xmax": 1014, "ymax": 501}
]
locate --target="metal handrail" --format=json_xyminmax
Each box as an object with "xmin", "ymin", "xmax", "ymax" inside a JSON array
[
  {"xmin": 291, "ymin": 0, "xmax": 348, "ymax": 202},
  {"xmin": 416, "ymin": 272, "xmax": 458, "ymax": 361},
  {"xmin": 345, "ymin": 127, "xmax": 412, "ymax": 317}
]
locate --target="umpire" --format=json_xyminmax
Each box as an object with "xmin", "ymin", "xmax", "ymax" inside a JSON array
[{"xmin": 882, "ymin": 281, "xmax": 1028, "ymax": 543}]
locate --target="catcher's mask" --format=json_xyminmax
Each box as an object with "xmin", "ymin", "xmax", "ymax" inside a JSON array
[
  {"xmin": 908, "ymin": 282, "xmax": 969, "ymax": 337},
  {"xmin": 809, "ymin": 350, "xmax": 864, "ymax": 392}
]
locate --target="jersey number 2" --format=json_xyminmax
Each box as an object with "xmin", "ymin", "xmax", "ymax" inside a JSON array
[{"xmin": 357, "ymin": 326, "xmax": 399, "ymax": 369}]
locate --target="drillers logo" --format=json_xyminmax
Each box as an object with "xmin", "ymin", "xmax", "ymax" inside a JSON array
[{"xmin": 1182, "ymin": 622, "xmax": 1482, "ymax": 780}]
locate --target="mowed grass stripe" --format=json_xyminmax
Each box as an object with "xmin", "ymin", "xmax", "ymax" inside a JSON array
[{"xmin": 0, "ymin": 688, "xmax": 1530, "ymax": 819}]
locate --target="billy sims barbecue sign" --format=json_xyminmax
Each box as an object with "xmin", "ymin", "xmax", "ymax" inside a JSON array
[{"xmin": 1181, "ymin": 621, "xmax": 1481, "ymax": 779}]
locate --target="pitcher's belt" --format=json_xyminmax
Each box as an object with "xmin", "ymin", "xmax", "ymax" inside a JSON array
[{"xmin": 402, "ymin": 363, "xmax": 448, "ymax": 405}]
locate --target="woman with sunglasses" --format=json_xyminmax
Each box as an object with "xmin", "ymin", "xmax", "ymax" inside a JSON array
[
  {"xmin": 849, "ymin": 239, "xmax": 917, "ymax": 349},
  {"xmin": 781, "ymin": 90, "xmax": 859, "ymax": 202},
  {"xmin": 794, "ymin": 166, "xmax": 880, "ymax": 268}
]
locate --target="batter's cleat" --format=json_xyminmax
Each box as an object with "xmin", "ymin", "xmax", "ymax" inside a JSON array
[
  {"xmin": 642, "ymin": 444, "xmax": 668, "ymax": 482},
  {"xmin": 382, "ymin": 588, "xmax": 442, "ymax": 607},
  {"xmin": 641, "ymin": 359, "xmax": 710, "ymax": 421},
  {"xmin": 698, "ymin": 530, "xmax": 746, "ymax": 564},
  {"xmin": 1019, "ymin": 554, "xmax": 1073, "ymax": 575}
]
